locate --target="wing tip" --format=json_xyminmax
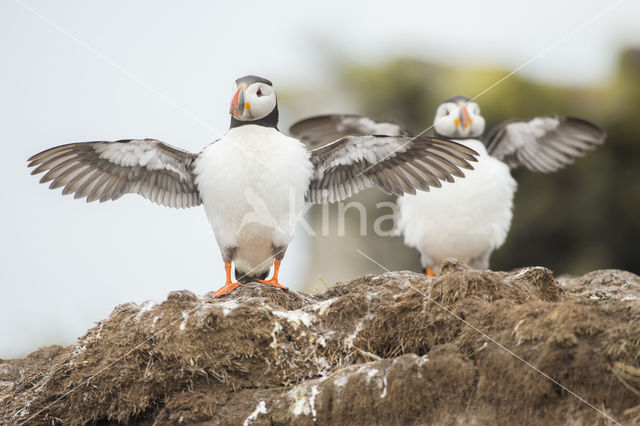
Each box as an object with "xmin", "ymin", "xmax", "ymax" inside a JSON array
[{"xmin": 564, "ymin": 116, "xmax": 607, "ymax": 143}]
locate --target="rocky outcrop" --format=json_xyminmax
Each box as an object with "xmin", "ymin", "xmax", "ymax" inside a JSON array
[{"xmin": 1, "ymin": 260, "xmax": 639, "ymax": 425}]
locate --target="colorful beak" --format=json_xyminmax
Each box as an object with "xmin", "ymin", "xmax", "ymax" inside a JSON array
[
  {"xmin": 229, "ymin": 86, "xmax": 245, "ymax": 118},
  {"xmin": 459, "ymin": 105, "xmax": 471, "ymax": 130}
]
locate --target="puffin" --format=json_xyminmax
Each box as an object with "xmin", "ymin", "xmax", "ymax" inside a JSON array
[
  {"xmin": 289, "ymin": 95, "xmax": 605, "ymax": 275},
  {"xmin": 28, "ymin": 76, "xmax": 480, "ymax": 296}
]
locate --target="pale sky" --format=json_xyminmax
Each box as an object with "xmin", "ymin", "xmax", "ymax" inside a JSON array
[{"xmin": 1, "ymin": 0, "xmax": 638, "ymax": 358}]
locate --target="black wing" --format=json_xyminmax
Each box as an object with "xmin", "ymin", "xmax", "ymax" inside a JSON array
[
  {"xmin": 308, "ymin": 135, "xmax": 478, "ymax": 204},
  {"xmin": 290, "ymin": 114, "xmax": 412, "ymax": 150},
  {"xmin": 484, "ymin": 116, "xmax": 605, "ymax": 172},
  {"xmin": 28, "ymin": 139, "xmax": 201, "ymax": 208}
]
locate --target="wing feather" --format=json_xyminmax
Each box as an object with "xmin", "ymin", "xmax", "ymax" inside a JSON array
[
  {"xmin": 485, "ymin": 116, "xmax": 605, "ymax": 172},
  {"xmin": 28, "ymin": 139, "xmax": 201, "ymax": 208},
  {"xmin": 412, "ymin": 157, "xmax": 455, "ymax": 183},
  {"xmin": 73, "ymin": 169, "xmax": 102, "ymax": 198},
  {"xmin": 289, "ymin": 114, "xmax": 412, "ymax": 150},
  {"xmin": 307, "ymin": 135, "xmax": 478, "ymax": 203}
]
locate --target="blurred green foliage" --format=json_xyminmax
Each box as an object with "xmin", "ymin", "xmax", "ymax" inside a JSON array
[{"xmin": 340, "ymin": 48, "xmax": 640, "ymax": 275}]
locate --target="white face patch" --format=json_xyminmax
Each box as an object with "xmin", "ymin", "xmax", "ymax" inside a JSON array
[
  {"xmin": 434, "ymin": 103, "xmax": 458, "ymax": 137},
  {"xmin": 242, "ymin": 82, "xmax": 276, "ymax": 121}
]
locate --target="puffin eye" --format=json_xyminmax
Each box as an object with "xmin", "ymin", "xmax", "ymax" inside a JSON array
[{"xmin": 256, "ymin": 88, "xmax": 263, "ymax": 97}]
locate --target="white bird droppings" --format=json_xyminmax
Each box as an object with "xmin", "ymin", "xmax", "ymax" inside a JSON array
[
  {"xmin": 151, "ymin": 315, "xmax": 161, "ymax": 332},
  {"xmin": 218, "ymin": 300, "xmax": 240, "ymax": 316},
  {"xmin": 309, "ymin": 386, "xmax": 320, "ymax": 422},
  {"xmin": 243, "ymin": 400, "xmax": 267, "ymax": 425},
  {"xmin": 309, "ymin": 298, "xmax": 337, "ymax": 316},
  {"xmin": 345, "ymin": 322, "xmax": 363, "ymax": 348},
  {"xmin": 290, "ymin": 385, "xmax": 320, "ymax": 419},
  {"xmin": 179, "ymin": 311, "xmax": 189, "ymax": 331},
  {"xmin": 134, "ymin": 300, "xmax": 156, "ymax": 322},
  {"xmin": 334, "ymin": 375, "xmax": 348, "ymax": 389},
  {"xmin": 270, "ymin": 322, "xmax": 283, "ymax": 349},
  {"xmin": 380, "ymin": 373, "xmax": 388, "ymax": 398},
  {"xmin": 272, "ymin": 310, "xmax": 315, "ymax": 329},
  {"xmin": 290, "ymin": 387, "xmax": 311, "ymax": 417},
  {"xmin": 417, "ymin": 355, "xmax": 430, "ymax": 367}
]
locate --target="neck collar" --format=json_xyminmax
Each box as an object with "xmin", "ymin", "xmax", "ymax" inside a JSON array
[{"xmin": 229, "ymin": 107, "xmax": 279, "ymax": 130}]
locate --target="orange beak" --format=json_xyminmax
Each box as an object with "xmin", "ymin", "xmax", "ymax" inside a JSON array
[
  {"xmin": 459, "ymin": 105, "xmax": 471, "ymax": 130},
  {"xmin": 229, "ymin": 87, "xmax": 244, "ymax": 118}
]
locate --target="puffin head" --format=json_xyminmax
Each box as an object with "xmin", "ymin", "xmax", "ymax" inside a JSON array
[
  {"xmin": 229, "ymin": 75, "xmax": 278, "ymax": 128},
  {"xmin": 433, "ymin": 95, "xmax": 485, "ymax": 139}
]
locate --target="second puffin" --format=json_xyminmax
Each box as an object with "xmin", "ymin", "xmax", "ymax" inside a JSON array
[{"xmin": 290, "ymin": 95, "xmax": 605, "ymax": 275}]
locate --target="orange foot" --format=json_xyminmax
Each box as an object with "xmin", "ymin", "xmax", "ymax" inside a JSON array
[
  {"xmin": 210, "ymin": 262, "xmax": 242, "ymax": 298},
  {"xmin": 257, "ymin": 259, "xmax": 289, "ymax": 291},
  {"xmin": 426, "ymin": 267, "xmax": 435, "ymax": 277}
]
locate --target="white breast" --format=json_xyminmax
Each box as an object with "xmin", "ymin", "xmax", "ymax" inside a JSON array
[
  {"xmin": 396, "ymin": 139, "xmax": 517, "ymax": 268},
  {"xmin": 193, "ymin": 125, "xmax": 312, "ymax": 274}
]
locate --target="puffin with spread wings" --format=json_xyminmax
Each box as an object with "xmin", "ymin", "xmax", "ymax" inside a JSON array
[
  {"xmin": 289, "ymin": 95, "xmax": 605, "ymax": 275},
  {"xmin": 28, "ymin": 76, "xmax": 479, "ymax": 296}
]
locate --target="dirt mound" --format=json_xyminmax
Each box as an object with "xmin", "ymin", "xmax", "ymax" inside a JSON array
[{"xmin": 1, "ymin": 260, "xmax": 640, "ymax": 425}]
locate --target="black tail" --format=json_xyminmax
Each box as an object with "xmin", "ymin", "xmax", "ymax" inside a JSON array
[{"xmin": 234, "ymin": 267, "xmax": 269, "ymax": 283}]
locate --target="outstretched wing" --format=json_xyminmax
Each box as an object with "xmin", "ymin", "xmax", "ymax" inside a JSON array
[
  {"xmin": 289, "ymin": 114, "xmax": 412, "ymax": 150},
  {"xmin": 308, "ymin": 135, "xmax": 478, "ymax": 204},
  {"xmin": 28, "ymin": 138, "xmax": 201, "ymax": 208},
  {"xmin": 484, "ymin": 116, "xmax": 605, "ymax": 172}
]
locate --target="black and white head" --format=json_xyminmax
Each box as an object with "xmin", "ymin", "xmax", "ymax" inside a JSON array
[
  {"xmin": 229, "ymin": 75, "xmax": 278, "ymax": 128},
  {"xmin": 434, "ymin": 95, "xmax": 485, "ymax": 139}
]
